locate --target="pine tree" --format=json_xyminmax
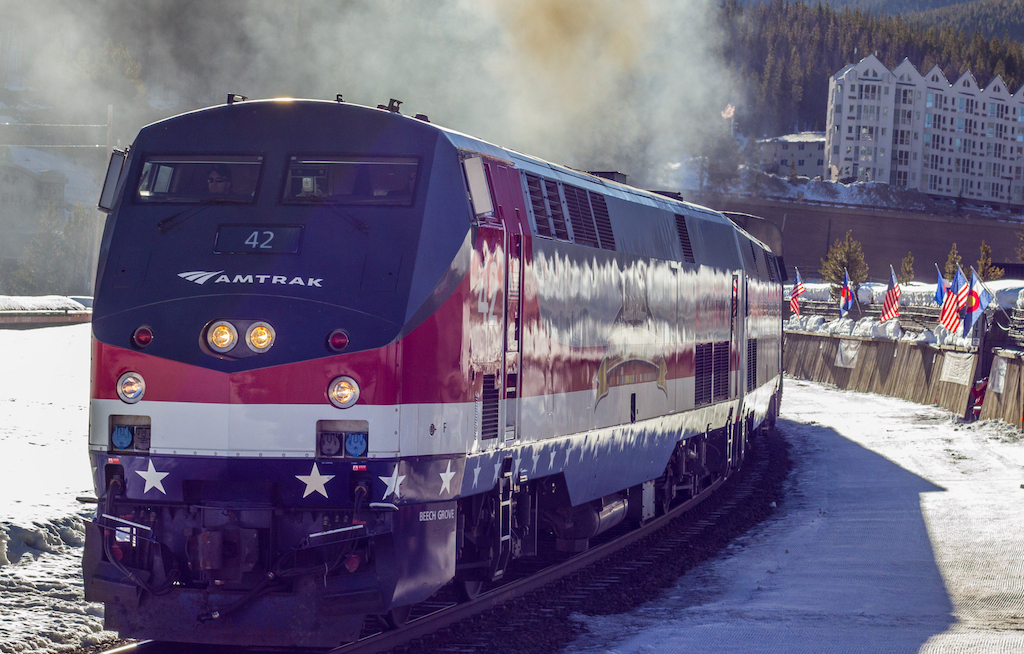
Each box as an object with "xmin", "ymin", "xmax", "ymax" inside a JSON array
[
  {"xmin": 944, "ymin": 242, "xmax": 962, "ymax": 280},
  {"xmin": 977, "ymin": 240, "xmax": 1005, "ymax": 281},
  {"xmin": 6, "ymin": 203, "xmax": 99, "ymax": 296},
  {"xmin": 819, "ymin": 230, "xmax": 869, "ymax": 301},
  {"xmin": 898, "ymin": 251, "xmax": 914, "ymax": 284}
]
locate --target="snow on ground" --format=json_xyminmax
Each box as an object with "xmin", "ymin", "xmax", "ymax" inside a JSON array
[
  {"xmin": 0, "ymin": 324, "xmax": 116, "ymax": 653},
  {"xmin": 563, "ymin": 378, "xmax": 1024, "ymax": 653},
  {"xmin": 5, "ymin": 324, "xmax": 1024, "ymax": 652}
]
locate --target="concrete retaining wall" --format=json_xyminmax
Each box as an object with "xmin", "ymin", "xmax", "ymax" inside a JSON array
[{"xmin": 712, "ymin": 197, "xmax": 1022, "ymax": 284}]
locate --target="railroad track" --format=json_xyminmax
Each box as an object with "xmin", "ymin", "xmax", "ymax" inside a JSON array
[{"xmin": 91, "ymin": 428, "xmax": 788, "ymax": 654}]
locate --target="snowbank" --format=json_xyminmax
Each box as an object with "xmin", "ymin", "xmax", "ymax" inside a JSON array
[
  {"xmin": 785, "ymin": 278, "xmax": 1024, "ymax": 348},
  {"xmin": 785, "ymin": 313, "xmax": 979, "ymax": 348},
  {"xmin": 787, "ymin": 279, "xmax": 1024, "ymax": 311},
  {"xmin": 0, "ymin": 295, "xmax": 89, "ymax": 312}
]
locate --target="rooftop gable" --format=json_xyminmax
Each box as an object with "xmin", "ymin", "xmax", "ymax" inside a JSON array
[
  {"xmin": 891, "ymin": 58, "xmax": 924, "ymax": 83},
  {"xmin": 983, "ymin": 75, "xmax": 1011, "ymax": 98},
  {"xmin": 923, "ymin": 65, "xmax": 950, "ymax": 88},
  {"xmin": 953, "ymin": 70, "xmax": 979, "ymax": 93},
  {"xmin": 833, "ymin": 53, "xmax": 886, "ymax": 80}
]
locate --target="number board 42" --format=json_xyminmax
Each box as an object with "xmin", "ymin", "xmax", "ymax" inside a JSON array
[{"xmin": 214, "ymin": 225, "xmax": 304, "ymax": 254}]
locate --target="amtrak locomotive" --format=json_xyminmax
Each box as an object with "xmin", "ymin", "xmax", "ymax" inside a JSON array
[{"xmin": 84, "ymin": 96, "xmax": 784, "ymax": 647}]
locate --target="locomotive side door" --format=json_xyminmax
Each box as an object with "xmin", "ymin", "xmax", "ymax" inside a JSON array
[
  {"xmin": 729, "ymin": 273, "xmax": 743, "ymax": 468},
  {"xmin": 464, "ymin": 156, "xmax": 506, "ymax": 444},
  {"xmin": 464, "ymin": 155, "xmax": 526, "ymax": 446},
  {"xmin": 503, "ymin": 230, "xmax": 523, "ymax": 442}
]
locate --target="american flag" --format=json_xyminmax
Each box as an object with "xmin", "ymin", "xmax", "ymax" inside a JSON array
[
  {"xmin": 938, "ymin": 267, "xmax": 969, "ymax": 333},
  {"xmin": 790, "ymin": 268, "xmax": 806, "ymax": 316},
  {"xmin": 880, "ymin": 266, "xmax": 901, "ymax": 322}
]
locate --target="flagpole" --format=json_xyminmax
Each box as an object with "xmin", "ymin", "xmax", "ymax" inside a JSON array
[
  {"xmin": 970, "ymin": 265, "xmax": 1012, "ymax": 324},
  {"xmin": 957, "ymin": 264, "xmax": 969, "ymax": 337}
]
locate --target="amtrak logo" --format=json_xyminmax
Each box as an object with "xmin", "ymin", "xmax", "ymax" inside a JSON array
[{"xmin": 178, "ymin": 270, "xmax": 324, "ymax": 287}]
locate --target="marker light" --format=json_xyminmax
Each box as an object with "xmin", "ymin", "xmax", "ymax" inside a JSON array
[
  {"xmin": 132, "ymin": 326, "xmax": 153, "ymax": 348},
  {"xmin": 327, "ymin": 329, "xmax": 350, "ymax": 352},
  {"xmin": 246, "ymin": 321, "xmax": 276, "ymax": 352},
  {"xmin": 328, "ymin": 376, "xmax": 360, "ymax": 409},
  {"xmin": 207, "ymin": 321, "xmax": 238, "ymax": 353},
  {"xmin": 116, "ymin": 372, "xmax": 146, "ymax": 404}
]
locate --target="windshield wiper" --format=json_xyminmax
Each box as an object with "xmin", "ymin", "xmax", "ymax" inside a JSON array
[
  {"xmin": 156, "ymin": 197, "xmax": 249, "ymax": 233},
  {"xmin": 304, "ymin": 195, "xmax": 370, "ymax": 235}
]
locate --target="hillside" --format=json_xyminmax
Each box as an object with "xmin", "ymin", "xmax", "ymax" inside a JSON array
[
  {"xmin": 721, "ymin": 0, "xmax": 1024, "ymax": 136},
  {"xmin": 908, "ymin": 0, "xmax": 1024, "ymax": 41},
  {"xmin": 768, "ymin": 0, "xmax": 969, "ymax": 14}
]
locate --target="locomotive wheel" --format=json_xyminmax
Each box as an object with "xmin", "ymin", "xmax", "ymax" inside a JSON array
[
  {"xmin": 384, "ymin": 604, "xmax": 413, "ymax": 629},
  {"xmin": 455, "ymin": 579, "xmax": 484, "ymax": 602},
  {"xmin": 656, "ymin": 477, "xmax": 672, "ymax": 516}
]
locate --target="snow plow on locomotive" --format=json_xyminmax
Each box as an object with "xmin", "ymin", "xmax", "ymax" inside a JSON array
[{"xmin": 83, "ymin": 97, "xmax": 784, "ymax": 647}]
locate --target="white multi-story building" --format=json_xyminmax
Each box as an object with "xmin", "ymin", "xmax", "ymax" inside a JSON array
[
  {"xmin": 757, "ymin": 132, "xmax": 826, "ymax": 179},
  {"xmin": 825, "ymin": 54, "xmax": 1024, "ymax": 208}
]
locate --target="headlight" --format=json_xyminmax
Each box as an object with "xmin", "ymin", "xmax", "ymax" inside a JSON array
[
  {"xmin": 207, "ymin": 320, "xmax": 238, "ymax": 353},
  {"xmin": 116, "ymin": 372, "xmax": 146, "ymax": 404},
  {"xmin": 246, "ymin": 321, "xmax": 276, "ymax": 352},
  {"xmin": 328, "ymin": 376, "xmax": 360, "ymax": 409}
]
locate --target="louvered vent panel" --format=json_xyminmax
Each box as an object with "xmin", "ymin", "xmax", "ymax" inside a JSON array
[
  {"xmin": 674, "ymin": 214, "xmax": 695, "ymax": 263},
  {"xmin": 747, "ymin": 339, "xmax": 758, "ymax": 392},
  {"xmin": 543, "ymin": 179, "xmax": 570, "ymax": 240},
  {"xmin": 712, "ymin": 341, "xmax": 730, "ymax": 402},
  {"xmin": 763, "ymin": 252, "xmax": 776, "ymax": 282},
  {"xmin": 481, "ymin": 374, "xmax": 500, "ymax": 440},
  {"xmin": 590, "ymin": 192, "xmax": 616, "ymax": 251},
  {"xmin": 524, "ymin": 173, "xmax": 551, "ymax": 237},
  {"xmin": 749, "ymin": 241, "xmax": 760, "ymax": 276},
  {"xmin": 564, "ymin": 185, "xmax": 600, "ymax": 247},
  {"xmin": 695, "ymin": 343, "xmax": 713, "ymax": 406}
]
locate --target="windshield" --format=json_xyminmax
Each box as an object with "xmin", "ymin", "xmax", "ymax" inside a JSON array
[
  {"xmin": 282, "ymin": 156, "xmax": 418, "ymax": 206},
  {"xmin": 136, "ymin": 155, "xmax": 263, "ymax": 203}
]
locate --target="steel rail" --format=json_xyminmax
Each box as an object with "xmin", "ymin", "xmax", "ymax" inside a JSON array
[{"xmin": 328, "ymin": 475, "xmax": 728, "ymax": 654}]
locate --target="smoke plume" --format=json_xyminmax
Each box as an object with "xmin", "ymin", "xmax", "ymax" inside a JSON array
[{"xmin": 2, "ymin": 0, "xmax": 739, "ymax": 187}]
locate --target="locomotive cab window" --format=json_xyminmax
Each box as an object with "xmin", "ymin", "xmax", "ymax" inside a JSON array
[
  {"xmin": 282, "ymin": 156, "xmax": 419, "ymax": 206},
  {"xmin": 136, "ymin": 155, "xmax": 262, "ymax": 203}
]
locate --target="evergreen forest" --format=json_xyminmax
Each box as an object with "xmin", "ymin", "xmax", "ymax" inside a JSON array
[{"xmin": 723, "ymin": 0, "xmax": 1024, "ymax": 138}]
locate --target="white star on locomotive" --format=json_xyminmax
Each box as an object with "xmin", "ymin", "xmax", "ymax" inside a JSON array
[
  {"xmin": 439, "ymin": 460, "xmax": 456, "ymax": 495},
  {"xmin": 379, "ymin": 465, "xmax": 406, "ymax": 500},
  {"xmin": 472, "ymin": 459, "xmax": 482, "ymax": 488},
  {"xmin": 136, "ymin": 459, "xmax": 169, "ymax": 494},
  {"xmin": 296, "ymin": 462, "xmax": 334, "ymax": 498}
]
